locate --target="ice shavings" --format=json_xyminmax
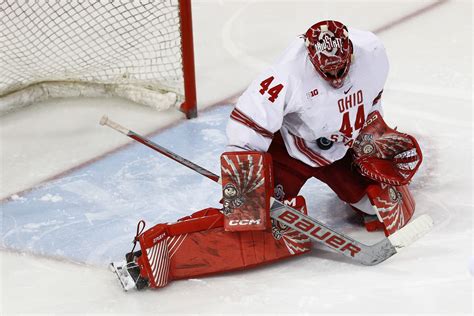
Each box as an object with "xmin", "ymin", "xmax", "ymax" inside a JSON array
[
  {"xmin": 39, "ymin": 193, "xmax": 63, "ymax": 202},
  {"xmin": 10, "ymin": 194, "xmax": 26, "ymax": 201}
]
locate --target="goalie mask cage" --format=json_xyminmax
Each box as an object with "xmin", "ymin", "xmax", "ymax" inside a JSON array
[{"xmin": 0, "ymin": 0, "xmax": 197, "ymax": 118}]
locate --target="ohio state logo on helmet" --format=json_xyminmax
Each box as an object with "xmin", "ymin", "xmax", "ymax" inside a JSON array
[{"xmin": 304, "ymin": 20, "xmax": 353, "ymax": 89}]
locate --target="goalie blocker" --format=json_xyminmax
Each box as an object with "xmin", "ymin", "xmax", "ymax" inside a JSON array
[
  {"xmin": 220, "ymin": 151, "xmax": 273, "ymax": 231},
  {"xmin": 117, "ymin": 152, "xmax": 312, "ymax": 290}
]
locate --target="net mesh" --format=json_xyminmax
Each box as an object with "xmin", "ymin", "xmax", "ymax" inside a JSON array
[{"xmin": 0, "ymin": 0, "xmax": 185, "ymax": 113}]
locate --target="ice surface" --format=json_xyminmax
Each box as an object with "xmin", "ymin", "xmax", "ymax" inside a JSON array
[
  {"xmin": 2, "ymin": 107, "xmax": 229, "ymax": 265},
  {"xmin": 1, "ymin": 0, "xmax": 472, "ymax": 314}
]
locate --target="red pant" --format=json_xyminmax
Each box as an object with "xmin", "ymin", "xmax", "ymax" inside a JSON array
[{"xmin": 268, "ymin": 133, "xmax": 373, "ymax": 204}]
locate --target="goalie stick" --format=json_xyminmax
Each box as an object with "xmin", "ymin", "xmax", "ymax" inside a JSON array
[{"xmin": 100, "ymin": 115, "xmax": 433, "ymax": 266}]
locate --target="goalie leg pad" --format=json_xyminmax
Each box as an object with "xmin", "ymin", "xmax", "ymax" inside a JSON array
[
  {"xmin": 135, "ymin": 201, "xmax": 312, "ymax": 289},
  {"xmin": 220, "ymin": 151, "xmax": 274, "ymax": 231},
  {"xmin": 364, "ymin": 183, "xmax": 416, "ymax": 236}
]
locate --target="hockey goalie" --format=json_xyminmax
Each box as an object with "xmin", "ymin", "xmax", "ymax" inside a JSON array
[{"xmin": 110, "ymin": 20, "xmax": 424, "ymax": 291}]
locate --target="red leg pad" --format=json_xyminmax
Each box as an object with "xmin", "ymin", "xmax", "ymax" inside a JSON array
[
  {"xmin": 137, "ymin": 201, "xmax": 312, "ymax": 289},
  {"xmin": 367, "ymin": 183, "xmax": 416, "ymax": 236}
]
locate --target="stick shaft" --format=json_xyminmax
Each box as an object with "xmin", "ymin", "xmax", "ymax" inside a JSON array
[{"xmin": 100, "ymin": 115, "xmax": 221, "ymax": 183}]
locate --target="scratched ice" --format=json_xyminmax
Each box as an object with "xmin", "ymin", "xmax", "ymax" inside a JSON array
[{"xmin": 1, "ymin": 107, "xmax": 234, "ymax": 265}]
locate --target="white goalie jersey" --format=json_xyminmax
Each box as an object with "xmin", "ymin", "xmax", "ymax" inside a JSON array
[{"xmin": 226, "ymin": 28, "xmax": 389, "ymax": 167}]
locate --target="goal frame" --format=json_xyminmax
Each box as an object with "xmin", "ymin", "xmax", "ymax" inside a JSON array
[{"xmin": 179, "ymin": 0, "xmax": 197, "ymax": 119}]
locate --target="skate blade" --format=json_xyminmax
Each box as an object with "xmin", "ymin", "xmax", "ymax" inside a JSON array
[{"xmin": 110, "ymin": 261, "xmax": 137, "ymax": 291}]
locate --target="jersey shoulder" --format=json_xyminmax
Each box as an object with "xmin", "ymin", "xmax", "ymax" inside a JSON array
[
  {"xmin": 349, "ymin": 28, "xmax": 389, "ymax": 82},
  {"xmin": 269, "ymin": 37, "xmax": 316, "ymax": 83},
  {"xmin": 349, "ymin": 28, "xmax": 386, "ymax": 55},
  {"xmin": 245, "ymin": 37, "xmax": 317, "ymax": 112},
  {"xmin": 273, "ymin": 37, "xmax": 308, "ymax": 67}
]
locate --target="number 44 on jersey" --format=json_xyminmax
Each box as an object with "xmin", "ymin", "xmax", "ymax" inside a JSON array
[{"xmin": 259, "ymin": 76, "xmax": 284, "ymax": 103}]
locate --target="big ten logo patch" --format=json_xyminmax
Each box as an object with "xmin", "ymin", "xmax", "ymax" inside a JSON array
[{"xmin": 306, "ymin": 88, "xmax": 319, "ymax": 99}]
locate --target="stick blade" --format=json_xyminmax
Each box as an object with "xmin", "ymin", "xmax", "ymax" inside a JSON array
[{"xmin": 388, "ymin": 214, "xmax": 433, "ymax": 249}]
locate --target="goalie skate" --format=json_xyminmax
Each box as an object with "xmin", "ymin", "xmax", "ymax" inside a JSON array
[{"xmin": 110, "ymin": 260, "xmax": 148, "ymax": 291}]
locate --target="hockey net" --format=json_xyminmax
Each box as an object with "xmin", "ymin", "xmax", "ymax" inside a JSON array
[{"xmin": 0, "ymin": 0, "xmax": 197, "ymax": 118}]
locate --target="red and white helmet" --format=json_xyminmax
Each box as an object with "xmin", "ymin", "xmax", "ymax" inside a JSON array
[{"xmin": 304, "ymin": 20, "xmax": 353, "ymax": 88}]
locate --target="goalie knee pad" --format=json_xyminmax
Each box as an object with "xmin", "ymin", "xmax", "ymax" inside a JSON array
[
  {"xmin": 132, "ymin": 199, "xmax": 312, "ymax": 289},
  {"xmin": 220, "ymin": 151, "xmax": 274, "ymax": 231}
]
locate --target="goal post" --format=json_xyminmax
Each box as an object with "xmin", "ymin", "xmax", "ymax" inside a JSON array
[
  {"xmin": 0, "ymin": 0, "xmax": 198, "ymax": 119},
  {"xmin": 179, "ymin": 0, "xmax": 197, "ymax": 119}
]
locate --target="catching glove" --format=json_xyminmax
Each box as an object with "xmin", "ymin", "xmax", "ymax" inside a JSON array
[{"xmin": 352, "ymin": 111, "xmax": 422, "ymax": 186}]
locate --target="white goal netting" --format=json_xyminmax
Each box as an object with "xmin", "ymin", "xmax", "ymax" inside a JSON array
[{"xmin": 0, "ymin": 0, "xmax": 186, "ymax": 114}]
